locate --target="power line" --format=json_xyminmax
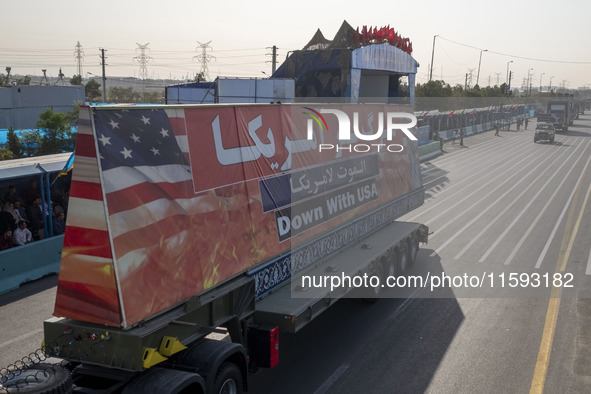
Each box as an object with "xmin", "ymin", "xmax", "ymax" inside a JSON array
[{"xmin": 437, "ymin": 35, "xmax": 591, "ymax": 64}]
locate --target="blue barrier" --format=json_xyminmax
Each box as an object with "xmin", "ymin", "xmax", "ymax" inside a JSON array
[{"xmin": 0, "ymin": 235, "xmax": 63, "ymax": 294}]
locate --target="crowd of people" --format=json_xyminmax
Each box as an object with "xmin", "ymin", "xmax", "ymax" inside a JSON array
[{"xmin": 0, "ymin": 179, "xmax": 69, "ymax": 251}]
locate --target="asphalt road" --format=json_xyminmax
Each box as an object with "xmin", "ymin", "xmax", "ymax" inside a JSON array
[{"xmin": 1, "ymin": 114, "xmax": 590, "ymax": 393}]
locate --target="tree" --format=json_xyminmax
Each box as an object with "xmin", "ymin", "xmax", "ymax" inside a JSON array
[
  {"xmin": 15, "ymin": 75, "xmax": 31, "ymax": 85},
  {"xmin": 19, "ymin": 129, "xmax": 42, "ymax": 157},
  {"xmin": 36, "ymin": 108, "xmax": 75, "ymax": 155},
  {"xmin": 416, "ymin": 80, "xmax": 453, "ymax": 97},
  {"xmin": 70, "ymin": 74, "xmax": 83, "ymax": 85},
  {"xmin": 107, "ymin": 87, "xmax": 164, "ymax": 104},
  {"xmin": 85, "ymin": 79, "xmax": 102, "ymax": 102},
  {"xmin": 0, "ymin": 74, "xmax": 31, "ymax": 85},
  {"xmin": 194, "ymin": 72, "xmax": 206, "ymax": 83},
  {"xmin": 6, "ymin": 127, "xmax": 24, "ymax": 158},
  {"xmin": 65, "ymin": 101, "xmax": 82, "ymax": 127},
  {"xmin": 140, "ymin": 91, "xmax": 164, "ymax": 104},
  {"xmin": 108, "ymin": 86, "xmax": 138, "ymax": 103},
  {"xmin": 0, "ymin": 148, "xmax": 15, "ymax": 161}
]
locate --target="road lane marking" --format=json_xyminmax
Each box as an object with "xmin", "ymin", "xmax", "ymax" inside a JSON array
[
  {"xmin": 408, "ymin": 142, "xmax": 540, "ymax": 223},
  {"xmin": 0, "ymin": 328, "xmax": 43, "ymax": 350},
  {"xmin": 387, "ymin": 287, "xmax": 424, "ymax": 322},
  {"xmin": 313, "ymin": 363, "xmax": 350, "ymax": 394},
  {"xmin": 530, "ymin": 158, "xmax": 591, "ymax": 394},
  {"xmin": 560, "ymin": 176, "xmax": 591, "ymax": 273},
  {"xmin": 430, "ymin": 140, "xmax": 571, "ymax": 257},
  {"xmin": 534, "ymin": 149, "xmax": 589, "ymax": 268},
  {"xmin": 505, "ymin": 148, "xmax": 591, "ymax": 266},
  {"xmin": 479, "ymin": 140, "xmax": 589, "ymax": 262},
  {"xmin": 530, "ymin": 292, "xmax": 560, "ymax": 394},
  {"xmin": 457, "ymin": 140, "xmax": 578, "ymax": 260}
]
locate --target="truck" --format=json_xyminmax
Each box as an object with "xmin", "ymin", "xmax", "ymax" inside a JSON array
[
  {"xmin": 546, "ymin": 99, "xmax": 574, "ymax": 131},
  {"xmin": 1, "ymin": 103, "xmax": 428, "ymax": 393}
]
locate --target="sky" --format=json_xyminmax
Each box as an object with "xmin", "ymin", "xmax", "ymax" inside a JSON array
[{"xmin": 1, "ymin": 0, "xmax": 590, "ymax": 90}]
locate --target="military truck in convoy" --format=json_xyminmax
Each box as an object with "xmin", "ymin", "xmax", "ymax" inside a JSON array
[
  {"xmin": 0, "ymin": 103, "xmax": 428, "ymax": 393},
  {"xmin": 546, "ymin": 99, "xmax": 574, "ymax": 131}
]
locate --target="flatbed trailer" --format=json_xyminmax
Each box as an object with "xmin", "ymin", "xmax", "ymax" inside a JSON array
[
  {"xmin": 1, "ymin": 102, "xmax": 428, "ymax": 393},
  {"xmin": 31, "ymin": 220, "xmax": 427, "ymax": 393}
]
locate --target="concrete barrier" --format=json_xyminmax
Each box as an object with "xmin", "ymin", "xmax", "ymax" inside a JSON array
[
  {"xmin": 0, "ymin": 235, "xmax": 63, "ymax": 294},
  {"xmin": 419, "ymin": 141, "xmax": 442, "ymax": 161}
]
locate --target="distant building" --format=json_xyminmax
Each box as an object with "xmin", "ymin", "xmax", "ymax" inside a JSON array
[
  {"xmin": 165, "ymin": 77, "xmax": 295, "ymax": 104},
  {"xmin": 0, "ymin": 85, "xmax": 84, "ymax": 129}
]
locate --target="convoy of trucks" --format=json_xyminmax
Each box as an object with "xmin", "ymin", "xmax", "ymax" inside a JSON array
[{"xmin": 1, "ymin": 103, "xmax": 428, "ymax": 393}]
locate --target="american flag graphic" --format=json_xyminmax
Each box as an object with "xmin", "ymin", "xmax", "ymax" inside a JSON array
[{"xmin": 56, "ymin": 106, "xmax": 198, "ymax": 327}]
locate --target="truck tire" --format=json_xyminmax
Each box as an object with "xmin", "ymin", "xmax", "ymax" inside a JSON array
[
  {"xmin": 212, "ymin": 362, "xmax": 243, "ymax": 394},
  {"xmin": 398, "ymin": 243, "xmax": 409, "ymax": 272},
  {"xmin": 386, "ymin": 248, "xmax": 400, "ymax": 278},
  {"xmin": 407, "ymin": 235, "xmax": 419, "ymax": 268},
  {"xmin": 0, "ymin": 363, "xmax": 72, "ymax": 394},
  {"xmin": 121, "ymin": 368, "xmax": 205, "ymax": 394}
]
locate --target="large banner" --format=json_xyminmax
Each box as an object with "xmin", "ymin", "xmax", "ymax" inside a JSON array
[{"xmin": 54, "ymin": 104, "xmax": 422, "ymax": 328}]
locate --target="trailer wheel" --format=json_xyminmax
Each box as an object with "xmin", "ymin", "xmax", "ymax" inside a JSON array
[
  {"xmin": 212, "ymin": 362, "xmax": 243, "ymax": 394},
  {"xmin": 386, "ymin": 248, "xmax": 400, "ymax": 278},
  {"xmin": 407, "ymin": 235, "xmax": 419, "ymax": 268},
  {"xmin": 0, "ymin": 363, "xmax": 72, "ymax": 394},
  {"xmin": 122, "ymin": 368, "xmax": 205, "ymax": 394},
  {"xmin": 399, "ymin": 243, "xmax": 409, "ymax": 272}
]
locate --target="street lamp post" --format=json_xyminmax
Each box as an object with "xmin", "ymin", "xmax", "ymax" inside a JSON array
[
  {"xmin": 549, "ymin": 76, "xmax": 554, "ymax": 92},
  {"xmin": 506, "ymin": 61, "xmax": 513, "ymax": 84},
  {"xmin": 476, "ymin": 49, "xmax": 488, "ymax": 87},
  {"xmin": 527, "ymin": 68, "xmax": 534, "ymax": 96},
  {"xmin": 429, "ymin": 35, "xmax": 438, "ymax": 82}
]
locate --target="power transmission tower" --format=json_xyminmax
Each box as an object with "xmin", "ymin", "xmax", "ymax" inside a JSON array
[
  {"xmin": 134, "ymin": 43, "xmax": 153, "ymax": 80},
  {"xmin": 467, "ymin": 68, "xmax": 475, "ymax": 89},
  {"xmin": 194, "ymin": 41, "xmax": 215, "ymax": 81},
  {"xmin": 74, "ymin": 41, "xmax": 84, "ymax": 76}
]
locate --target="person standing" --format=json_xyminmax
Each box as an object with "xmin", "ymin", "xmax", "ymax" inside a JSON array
[
  {"xmin": 525, "ymin": 118, "xmax": 529, "ymax": 130},
  {"xmin": 27, "ymin": 197, "xmax": 44, "ymax": 240},
  {"xmin": 495, "ymin": 122, "xmax": 500, "ymax": 136},
  {"xmin": 459, "ymin": 129, "xmax": 465, "ymax": 147},
  {"xmin": 53, "ymin": 211, "xmax": 66, "ymax": 235}
]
